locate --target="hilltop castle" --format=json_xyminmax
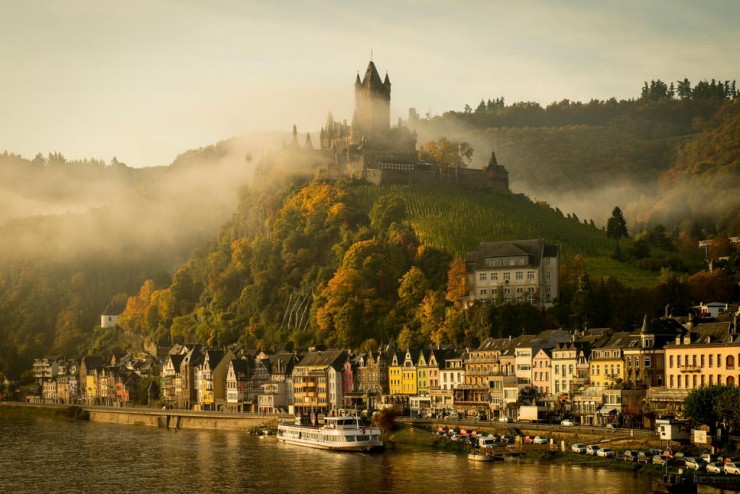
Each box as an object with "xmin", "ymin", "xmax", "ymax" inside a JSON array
[{"xmin": 284, "ymin": 60, "xmax": 509, "ymax": 191}]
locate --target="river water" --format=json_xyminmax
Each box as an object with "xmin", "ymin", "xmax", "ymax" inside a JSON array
[{"xmin": 0, "ymin": 414, "xmax": 723, "ymax": 493}]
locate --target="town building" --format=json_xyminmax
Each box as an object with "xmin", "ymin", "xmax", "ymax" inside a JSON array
[{"xmin": 464, "ymin": 238, "xmax": 560, "ymax": 309}]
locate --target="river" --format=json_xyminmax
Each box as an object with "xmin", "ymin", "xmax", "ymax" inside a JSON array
[{"xmin": 0, "ymin": 414, "xmax": 724, "ymax": 493}]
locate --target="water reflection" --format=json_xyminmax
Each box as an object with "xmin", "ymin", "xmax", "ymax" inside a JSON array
[{"xmin": 0, "ymin": 416, "xmax": 719, "ymax": 493}]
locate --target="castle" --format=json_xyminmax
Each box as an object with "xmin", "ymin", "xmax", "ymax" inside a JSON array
[{"xmin": 286, "ymin": 60, "xmax": 509, "ymax": 192}]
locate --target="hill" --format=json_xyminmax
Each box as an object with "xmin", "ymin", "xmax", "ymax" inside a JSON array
[{"xmin": 411, "ymin": 79, "xmax": 739, "ymax": 236}]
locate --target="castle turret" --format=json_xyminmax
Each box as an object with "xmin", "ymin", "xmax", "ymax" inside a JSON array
[{"xmin": 354, "ymin": 60, "xmax": 391, "ymax": 143}]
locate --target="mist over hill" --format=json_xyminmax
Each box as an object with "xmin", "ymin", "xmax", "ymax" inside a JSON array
[{"xmin": 1, "ymin": 81, "xmax": 738, "ymax": 377}]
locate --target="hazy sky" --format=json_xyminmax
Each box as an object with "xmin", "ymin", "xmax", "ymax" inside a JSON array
[{"xmin": 2, "ymin": 0, "xmax": 739, "ymax": 167}]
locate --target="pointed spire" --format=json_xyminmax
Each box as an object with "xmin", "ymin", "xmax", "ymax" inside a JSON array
[
  {"xmin": 384, "ymin": 71, "xmax": 391, "ymax": 86},
  {"xmin": 304, "ymin": 133, "xmax": 314, "ymax": 150},
  {"xmin": 362, "ymin": 60, "xmax": 383, "ymax": 87},
  {"xmin": 355, "ymin": 72, "xmax": 361, "ymax": 86},
  {"xmin": 640, "ymin": 314, "xmax": 648, "ymax": 334}
]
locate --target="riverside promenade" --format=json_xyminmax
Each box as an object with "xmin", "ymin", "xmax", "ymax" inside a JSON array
[{"xmin": 2, "ymin": 401, "xmax": 284, "ymax": 431}]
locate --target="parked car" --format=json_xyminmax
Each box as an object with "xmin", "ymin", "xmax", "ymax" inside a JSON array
[
  {"xmin": 560, "ymin": 419, "xmax": 575, "ymax": 427},
  {"xmin": 622, "ymin": 450, "xmax": 636, "ymax": 462},
  {"xmin": 597, "ymin": 448, "xmax": 615, "ymax": 458},
  {"xmin": 706, "ymin": 462, "xmax": 725, "ymax": 474},
  {"xmin": 684, "ymin": 457, "xmax": 707, "ymax": 471},
  {"xmin": 533, "ymin": 436, "xmax": 548, "ymax": 444},
  {"xmin": 724, "ymin": 462, "xmax": 740, "ymax": 475},
  {"xmin": 500, "ymin": 435, "xmax": 514, "ymax": 444},
  {"xmin": 498, "ymin": 416, "xmax": 510, "ymax": 423},
  {"xmin": 445, "ymin": 413, "xmax": 460, "ymax": 421},
  {"xmin": 653, "ymin": 455, "xmax": 671, "ymax": 466},
  {"xmin": 571, "ymin": 443, "xmax": 587, "ymax": 454},
  {"xmin": 605, "ymin": 423, "xmax": 616, "ymax": 430},
  {"xmin": 523, "ymin": 436, "xmax": 534, "ymax": 444},
  {"xmin": 586, "ymin": 445, "xmax": 600, "ymax": 456},
  {"xmin": 637, "ymin": 452, "xmax": 651, "ymax": 463}
]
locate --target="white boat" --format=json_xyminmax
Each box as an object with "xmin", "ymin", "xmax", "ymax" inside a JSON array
[{"xmin": 277, "ymin": 415, "xmax": 383, "ymax": 452}]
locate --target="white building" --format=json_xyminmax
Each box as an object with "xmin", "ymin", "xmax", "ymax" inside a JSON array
[{"xmin": 465, "ymin": 239, "xmax": 560, "ymax": 309}]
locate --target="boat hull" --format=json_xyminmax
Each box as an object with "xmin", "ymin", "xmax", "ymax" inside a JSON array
[{"xmin": 277, "ymin": 423, "xmax": 383, "ymax": 452}]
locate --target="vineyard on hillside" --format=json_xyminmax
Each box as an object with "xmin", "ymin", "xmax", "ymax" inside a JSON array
[{"xmin": 352, "ymin": 185, "xmax": 658, "ymax": 287}]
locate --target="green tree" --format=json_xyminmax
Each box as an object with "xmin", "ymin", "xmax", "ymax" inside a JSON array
[
  {"xmin": 684, "ymin": 385, "xmax": 727, "ymax": 428},
  {"xmin": 606, "ymin": 206, "xmax": 629, "ymax": 244}
]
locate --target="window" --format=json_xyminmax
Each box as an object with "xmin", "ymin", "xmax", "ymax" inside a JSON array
[
  {"xmin": 479, "ymin": 289, "xmax": 487, "ymax": 296},
  {"xmin": 709, "ymin": 355, "xmax": 714, "ymax": 367},
  {"xmin": 717, "ymin": 354, "xmax": 722, "ymax": 368},
  {"xmin": 516, "ymin": 272, "xmax": 523, "ymax": 280},
  {"xmin": 644, "ymin": 357, "xmax": 651, "ymax": 368},
  {"xmin": 527, "ymin": 271, "xmax": 535, "ymax": 280},
  {"xmin": 669, "ymin": 355, "xmax": 673, "ymax": 368},
  {"xmin": 479, "ymin": 273, "xmax": 487, "ymax": 281},
  {"xmin": 503, "ymin": 272, "xmax": 510, "ymax": 281},
  {"xmin": 519, "ymin": 258, "xmax": 526, "ymax": 266},
  {"xmin": 546, "ymin": 271, "xmax": 551, "ymax": 280},
  {"xmin": 492, "ymin": 273, "xmax": 498, "ymax": 281},
  {"xmin": 701, "ymin": 354, "xmax": 705, "ymax": 367}
]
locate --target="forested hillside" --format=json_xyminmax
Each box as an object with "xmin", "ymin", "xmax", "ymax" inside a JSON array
[
  {"xmin": 113, "ymin": 180, "xmax": 737, "ymax": 365},
  {"xmin": 0, "ymin": 134, "xmax": 275, "ymax": 375},
  {"xmin": 412, "ymin": 78, "xmax": 739, "ymax": 235},
  {"xmin": 1, "ymin": 80, "xmax": 737, "ymax": 377}
]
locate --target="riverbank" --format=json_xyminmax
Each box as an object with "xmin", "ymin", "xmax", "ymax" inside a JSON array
[
  {"xmin": 0, "ymin": 401, "xmax": 279, "ymax": 431},
  {"xmin": 0, "ymin": 402, "xmax": 89, "ymax": 421}
]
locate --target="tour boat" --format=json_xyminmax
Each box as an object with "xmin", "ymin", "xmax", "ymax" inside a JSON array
[{"xmin": 277, "ymin": 415, "xmax": 384, "ymax": 452}]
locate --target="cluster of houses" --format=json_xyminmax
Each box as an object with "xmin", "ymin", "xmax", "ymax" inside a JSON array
[{"xmin": 27, "ymin": 302, "xmax": 739, "ymax": 428}]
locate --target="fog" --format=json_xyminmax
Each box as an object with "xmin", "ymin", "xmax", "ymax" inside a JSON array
[{"xmin": 0, "ymin": 131, "xmax": 294, "ymax": 265}]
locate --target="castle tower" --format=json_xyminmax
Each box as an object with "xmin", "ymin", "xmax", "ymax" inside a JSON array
[{"xmin": 353, "ymin": 60, "xmax": 391, "ymax": 142}]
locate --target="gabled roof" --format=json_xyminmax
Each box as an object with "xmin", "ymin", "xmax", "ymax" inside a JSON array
[
  {"xmin": 296, "ymin": 349, "xmax": 347, "ymax": 369},
  {"xmin": 669, "ymin": 322, "xmax": 736, "ymax": 346},
  {"xmin": 167, "ymin": 354, "xmax": 185, "ymax": 371},
  {"xmin": 101, "ymin": 301, "xmax": 125, "ymax": 316},
  {"xmin": 230, "ymin": 358, "xmax": 252, "ymax": 378},
  {"xmin": 465, "ymin": 238, "xmax": 557, "ymax": 269},
  {"xmin": 81, "ymin": 355, "xmax": 105, "ymax": 371}
]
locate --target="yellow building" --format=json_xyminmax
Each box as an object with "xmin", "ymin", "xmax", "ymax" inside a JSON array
[
  {"xmin": 665, "ymin": 322, "xmax": 740, "ymax": 391},
  {"xmin": 388, "ymin": 352, "xmax": 403, "ymax": 395},
  {"xmin": 588, "ymin": 332, "xmax": 631, "ymax": 387},
  {"xmin": 400, "ymin": 349, "xmax": 420, "ymax": 396}
]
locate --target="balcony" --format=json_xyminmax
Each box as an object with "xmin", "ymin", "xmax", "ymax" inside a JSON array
[{"xmin": 678, "ymin": 365, "xmax": 700, "ymax": 373}]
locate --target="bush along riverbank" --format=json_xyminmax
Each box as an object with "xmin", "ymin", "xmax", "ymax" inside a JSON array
[{"xmin": 0, "ymin": 403, "xmax": 89, "ymax": 421}]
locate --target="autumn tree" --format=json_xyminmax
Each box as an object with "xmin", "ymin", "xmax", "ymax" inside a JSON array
[
  {"xmin": 419, "ymin": 137, "xmax": 473, "ymax": 169},
  {"xmin": 445, "ymin": 258, "xmax": 468, "ymax": 310}
]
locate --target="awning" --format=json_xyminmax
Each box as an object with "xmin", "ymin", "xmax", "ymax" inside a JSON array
[{"xmin": 599, "ymin": 407, "xmax": 617, "ymax": 415}]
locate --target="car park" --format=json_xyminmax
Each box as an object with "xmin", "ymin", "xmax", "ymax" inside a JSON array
[
  {"xmin": 725, "ymin": 462, "xmax": 740, "ymax": 475},
  {"xmin": 560, "ymin": 419, "xmax": 575, "ymax": 426},
  {"xmin": 597, "ymin": 448, "xmax": 615, "ymax": 458},
  {"xmin": 571, "ymin": 443, "xmax": 587, "ymax": 454},
  {"xmin": 586, "ymin": 445, "xmax": 600, "ymax": 455},
  {"xmin": 706, "ymin": 462, "xmax": 725, "ymax": 474},
  {"xmin": 622, "ymin": 450, "xmax": 636, "ymax": 462}
]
